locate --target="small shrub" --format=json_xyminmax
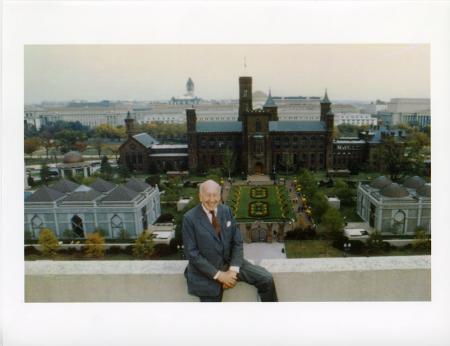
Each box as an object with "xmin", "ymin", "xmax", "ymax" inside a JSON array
[
  {"xmin": 156, "ymin": 213, "xmax": 174, "ymax": 223},
  {"xmin": 94, "ymin": 227, "xmax": 108, "ymax": 238},
  {"xmin": 412, "ymin": 229, "xmax": 431, "ymax": 252},
  {"xmin": 84, "ymin": 232, "xmax": 105, "ymax": 258},
  {"xmin": 349, "ymin": 240, "xmax": 366, "ymax": 254},
  {"xmin": 107, "ymin": 245, "xmax": 123, "ymax": 255},
  {"xmin": 24, "ymin": 230, "xmax": 34, "ymax": 243},
  {"xmin": 38, "ymin": 228, "xmax": 60, "ymax": 257},
  {"xmin": 132, "ymin": 231, "xmax": 155, "ymax": 259}
]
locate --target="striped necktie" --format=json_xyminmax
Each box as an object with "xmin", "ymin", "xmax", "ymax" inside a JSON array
[{"xmin": 209, "ymin": 210, "xmax": 221, "ymax": 236}]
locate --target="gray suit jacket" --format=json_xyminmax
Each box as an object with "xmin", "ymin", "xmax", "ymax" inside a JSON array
[{"xmin": 182, "ymin": 203, "xmax": 243, "ymax": 297}]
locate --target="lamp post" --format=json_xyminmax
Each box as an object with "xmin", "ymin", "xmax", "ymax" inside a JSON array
[{"xmin": 343, "ymin": 242, "xmax": 351, "ymax": 257}]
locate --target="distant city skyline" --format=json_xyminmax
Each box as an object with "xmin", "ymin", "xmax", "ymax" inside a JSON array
[{"xmin": 25, "ymin": 44, "xmax": 430, "ymax": 104}]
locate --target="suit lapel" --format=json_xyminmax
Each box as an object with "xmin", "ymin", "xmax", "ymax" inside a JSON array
[{"xmin": 195, "ymin": 204, "xmax": 222, "ymax": 244}]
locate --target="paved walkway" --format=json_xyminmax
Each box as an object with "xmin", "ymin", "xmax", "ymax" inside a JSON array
[{"xmin": 243, "ymin": 242, "xmax": 286, "ymax": 264}]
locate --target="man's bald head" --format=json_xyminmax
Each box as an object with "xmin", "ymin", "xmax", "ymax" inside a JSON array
[{"xmin": 199, "ymin": 180, "xmax": 221, "ymax": 211}]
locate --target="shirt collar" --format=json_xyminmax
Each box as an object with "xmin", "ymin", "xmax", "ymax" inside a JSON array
[{"xmin": 201, "ymin": 203, "xmax": 217, "ymax": 216}]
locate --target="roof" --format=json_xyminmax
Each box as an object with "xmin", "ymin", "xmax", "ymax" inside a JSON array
[
  {"xmin": 149, "ymin": 153, "xmax": 188, "ymax": 157},
  {"xmin": 151, "ymin": 144, "xmax": 188, "ymax": 150},
  {"xmin": 62, "ymin": 189, "xmax": 102, "ymax": 202},
  {"xmin": 49, "ymin": 179, "xmax": 80, "ymax": 193},
  {"xmin": 74, "ymin": 184, "xmax": 91, "ymax": 192},
  {"xmin": 380, "ymin": 183, "xmax": 409, "ymax": 198},
  {"xmin": 101, "ymin": 185, "xmax": 139, "ymax": 202},
  {"xmin": 63, "ymin": 151, "xmax": 84, "ymax": 164},
  {"xmin": 133, "ymin": 133, "xmax": 159, "ymax": 148},
  {"xmin": 416, "ymin": 184, "xmax": 431, "ymax": 197},
  {"xmin": 125, "ymin": 178, "xmax": 151, "ymax": 192},
  {"xmin": 269, "ymin": 121, "xmax": 326, "ymax": 132},
  {"xmin": 403, "ymin": 176, "xmax": 426, "ymax": 189},
  {"xmin": 196, "ymin": 121, "xmax": 242, "ymax": 133},
  {"xmin": 90, "ymin": 178, "xmax": 116, "ymax": 193},
  {"xmin": 263, "ymin": 90, "xmax": 277, "ymax": 107},
  {"xmin": 369, "ymin": 176, "xmax": 392, "ymax": 189},
  {"xmin": 26, "ymin": 186, "xmax": 65, "ymax": 202}
]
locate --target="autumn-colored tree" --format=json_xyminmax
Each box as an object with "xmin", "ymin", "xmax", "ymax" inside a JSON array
[
  {"xmin": 132, "ymin": 231, "xmax": 155, "ymax": 259},
  {"xmin": 84, "ymin": 232, "xmax": 105, "ymax": 258},
  {"xmin": 38, "ymin": 228, "xmax": 60, "ymax": 257},
  {"xmin": 24, "ymin": 137, "xmax": 42, "ymax": 157}
]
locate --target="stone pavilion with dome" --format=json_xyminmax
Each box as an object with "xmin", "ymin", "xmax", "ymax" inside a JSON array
[
  {"xmin": 356, "ymin": 175, "xmax": 431, "ymax": 235},
  {"xmin": 56, "ymin": 151, "xmax": 96, "ymax": 178}
]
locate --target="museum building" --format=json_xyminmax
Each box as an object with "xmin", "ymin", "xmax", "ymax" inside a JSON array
[
  {"xmin": 24, "ymin": 177, "xmax": 161, "ymax": 239},
  {"xmin": 356, "ymin": 175, "xmax": 431, "ymax": 235}
]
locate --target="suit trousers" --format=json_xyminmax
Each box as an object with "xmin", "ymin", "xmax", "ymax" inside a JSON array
[{"xmin": 199, "ymin": 259, "xmax": 278, "ymax": 302}]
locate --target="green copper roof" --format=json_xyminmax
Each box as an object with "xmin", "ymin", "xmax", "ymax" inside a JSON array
[
  {"xmin": 320, "ymin": 89, "xmax": 331, "ymax": 104},
  {"xmin": 269, "ymin": 121, "xmax": 326, "ymax": 132},
  {"xmin": 196, "ymin": 121, "xmax": 242, "ymax": 133},
  {"xmin": 264, "ymin": 89, "xmax": 277, "ymax": 107}
]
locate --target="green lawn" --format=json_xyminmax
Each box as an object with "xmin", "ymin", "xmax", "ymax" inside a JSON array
[
  {"xmin": 227, "ymin": 185, "xmax": 295, "ymax": 222},
  {"xmin": 286, "ymin": 240, "xmax": 431, "ymax": 258},
  {"xmin": 285, "ymin": 240, "xmax": 345, "ymax": 258}
]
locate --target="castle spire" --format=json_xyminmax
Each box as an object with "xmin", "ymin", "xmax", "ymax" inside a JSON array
[
  {"xmin": 321, "ymin": 88, "xmax": 331, "ymax": 104},
  {"xmin": 264, "ymin": 88, "xmax": 277, "ymax": 108}
]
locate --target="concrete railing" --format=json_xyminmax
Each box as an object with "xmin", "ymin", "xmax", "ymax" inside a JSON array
[{"xmin": 25, "ymin": 256, "xmax": 431, "ymax": 302}]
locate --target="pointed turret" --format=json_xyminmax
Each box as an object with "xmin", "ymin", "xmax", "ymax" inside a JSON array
[
  {"xmin": 263, "ymin": 88, "xmax": 278, "ymax": 121},
  {"xmin": 320, "ymin": 88, "xmax": 332, "ymax": 122},
  {"xmin": 321, "ymin": 88, "xmax": 331, "ymax": 104}
]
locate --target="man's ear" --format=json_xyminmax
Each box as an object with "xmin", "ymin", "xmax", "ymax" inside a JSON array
[{"xmin": 198, "ymin": 192, "xmax": 203, "ymax": 202}]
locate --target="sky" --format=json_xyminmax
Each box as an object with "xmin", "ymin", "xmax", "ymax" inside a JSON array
[{"xmin": 25, "ymin": 44, "xmax": 430, "ymax": 104}]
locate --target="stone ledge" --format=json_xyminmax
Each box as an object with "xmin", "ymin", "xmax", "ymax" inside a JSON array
[{"xmin": 25, "ymin": 256, "xmax": 431, "ymax": 302}]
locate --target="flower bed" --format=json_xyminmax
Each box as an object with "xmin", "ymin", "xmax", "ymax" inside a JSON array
[
  {"xmin": 249, "ymin": 201, "xmax": 269, "ymax": 218},
  {"xmin": 250, "ymin": 186, "xmax": 268, "ymax": 199}
]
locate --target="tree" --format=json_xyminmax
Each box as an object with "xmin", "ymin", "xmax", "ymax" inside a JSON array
[
  {"xmin": 297, "ymin": 170, "xmax": 318, "ymax": 200},
  {"xmin": 310, "ymin": 192, "xmax": 330, "ymax": 222},
  {"xmin": 85, "ymin": 232, "xmax": 105, "ymax": 258},
  {"xmin": 55, "ymin": 130, "xmax": 87, "ymax": 153},
  {"xmin": 333, "ymin": 180, "xmax": 354, "ymax": 206},
  {"xmin": 281, "ymin": 152, "xmax": 295, "ymax": 175},
  {"xmin": 100, "ymin": 155, "xmax": 113, "ymax": 180},
  {"xmin": 40, "ymin": 131, "xmax": 54, "ymax": 159},
  {"xmin": 222, "ymin": 147, "xmax": 236, "ymax": 179},
  {"xmin": 38, "ymin": 228, "xmax": 60, "ymax": 257},
  {"xmin": 206, "ymin": 168, "xmax": 222, "ymax": 184},
  {"xmin": 132, "ymin": 231, "xmax": 155, "ymax": 259},
  {"xmin": 24, "ymin": 137, "xmax": 42, "ymax": 157},
  {"xmin": 412, "ymin": 227, "xmax": 431, "ymax": 252},
  {"xmin": 118, "ymin": 164, "xmax": 131, "ymax": 181},
  {"xmin": 92, "ymin": 137, "xmax": 104, "ymax": 158},
  {"xmin": 371, "ymin": 136, "xmax": 408, "ymax": 181},
  {"xmin": 40, "ymin": 163, "xmax": 51, "ymax": 185},
  {"xmin": 146, "ymin": 175, "xmax": 161, "ymax": 187},
  {"xmin": 320, "ymin": 208, "xmax": 344, "ymax": 239}
]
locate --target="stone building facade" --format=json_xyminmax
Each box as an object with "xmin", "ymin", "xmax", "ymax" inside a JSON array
[
  {"xmin": 357, "ymin": 175, "xmax": 431, "ymax": 235},
  {"xmin": 25, "ymin": 178, "xmax": 161, "ymax": 239},
  {"xmin": 187, "ymin": 76, "xmax": 335, "ymax": 175}
]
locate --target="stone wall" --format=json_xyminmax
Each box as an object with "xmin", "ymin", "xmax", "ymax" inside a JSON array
[{"xmin": 25, "ymin": 256, "xmax": 430, "ymax": 302}]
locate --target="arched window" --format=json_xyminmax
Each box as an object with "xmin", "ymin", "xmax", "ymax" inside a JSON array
[
  {"xmin": 71, "ymin": 215, "xmax": 84, "ymax": 238},
  {"xmin": 31, "ymin": 215, "xmax": 43, "ymax": 238},
  {"xmin": 255, "ymin": 119, "xmax": 261, "ymax": 132},
  {"xmin": 111, "ymin": 214, "xmax": 123, "ymax": 238}
]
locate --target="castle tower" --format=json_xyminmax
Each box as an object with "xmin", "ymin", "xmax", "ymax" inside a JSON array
[
  {"xmin": 125, "ymin": 111, "xmax": 135, "ymax": 138},
  {"xmin": 263, "ymin": 89, "xmax": 278, "ymax": 121},
  {"xmin": 320, "ymin": 89, "xmax": 331, "ymax": 122},
  {"xmin": 238, "ymin": 76, "xmax": 253, "ymax": 121}
]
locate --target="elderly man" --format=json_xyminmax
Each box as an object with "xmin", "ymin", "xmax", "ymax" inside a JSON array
[{"xmin": 182, "ymin": 179, "xmax": 278, "ymax": 302}]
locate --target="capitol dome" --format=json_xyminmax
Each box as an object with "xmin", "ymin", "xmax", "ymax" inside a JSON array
[
  {"xmin": 380, "ymin": 183, "xmax": 409, "ymax": 198},
  {"xmin": 370, "ymin": 176, "xmax": 392, "ymax": 189},
  {"xmin": 403, "ymin": 176, "xmax": 426, "ymax": 189},
  {"xmin": 63, "ymin": 151, "xmax": 84, "ymax": 164}
]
